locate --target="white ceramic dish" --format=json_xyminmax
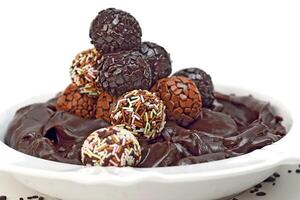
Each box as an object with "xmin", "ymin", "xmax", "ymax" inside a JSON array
[{"xmin": 0, "ymin": 85, "xmax": 299, "ymax": 200}]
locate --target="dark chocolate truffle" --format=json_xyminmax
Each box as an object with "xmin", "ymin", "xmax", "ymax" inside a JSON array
[
  {"xmin": 81, "ymin": 126, "xmax": 141, "ymax": 167},
  {"xmin": 151, "ymin": 76, "xmax": 202, "ymax": 127},
  {"xmin": 140, "ymin": 42, "xmax": 172, "ymax": 84},
  {"xmin": 56, "ymin": 84, "xmax": 97, "ymax": 119},
  {"xmin": 89, "ymin": 8, "xmax": 142, "ymax": 53},
  {"xmin": 98, "ymin": 51, "xmax": 152, "ymax": 96},
  {"xmin": 173, "ymin": 68, "xmax": 214, "ymax": 108}
]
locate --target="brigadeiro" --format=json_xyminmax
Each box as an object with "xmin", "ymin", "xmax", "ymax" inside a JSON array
[
  {"xmin": 140, "ymin": 42, "xmax": 172, "ymax": 84},
  {"xmin": 151, "ymin": 76, "xmax": 202, "ymax": 127},
  {"xmin": 56, "ymin": 84, "xmax": 97, "ymax": 119},
  {"xmin": 89, "ymin": 8, "xmax": 142, "ymax": 53},
  {"xmin": 95, "ymin": 91, "xmax": 117, "ymax": 123},
  {"xmin": 81, "ymin": 126, "xmax": 142, "ymax": 167},
  {"xmin": 70, "ymin": 48, "xmax": 103, "ymax": 96},
  {"xmin": 111, "ymin": 90, "xmax": 166, "ymax": 139},
  {"xmin": 97, "ymin": 50, "xmax": 152, "ymax": 96},
  {"xmin": 173, "ymin": 68, "xmax": 215, "ymax": 108}
]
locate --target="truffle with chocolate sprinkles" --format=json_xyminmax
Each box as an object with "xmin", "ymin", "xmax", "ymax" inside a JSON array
[
  {"xmin": 140, "ymin": 42, "xmax": 172, "ymax": 84},
  {"xmin": 70, "ymin": 48, "xmax": 103, "ymax": 96},
  {"xmin": 81, "ymin": 126, "xmax": 141, "ymax": 167},
  {"xmin": 173, "ymin": 68, "xmax": 214, "ymax": 108},
  {"xmin": 96, "ymin": 91, "xmax": 117, "ymax": 123},
  {"xmin": 89, "ymin": 8, "xmax": 142, "ymax": 53},
  {"xmin": 97, "ymin": 50, "xmax": 152, "ymax": 96},
  {"xmin": 111, "ymin": 90, "xmax": 166, "ymax": 139},
  {"xmin": 151, "ymin": 76, "xmax": 202, "ymax": 126},
  {"xmin": 57, "ymin": 84, "xmax": 97, "ymax": 119}
]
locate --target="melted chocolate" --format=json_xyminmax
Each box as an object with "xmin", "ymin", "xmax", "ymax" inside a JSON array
[{"xmin": 5, "ymin": 92, "xmax": 286, "ymax": 167}]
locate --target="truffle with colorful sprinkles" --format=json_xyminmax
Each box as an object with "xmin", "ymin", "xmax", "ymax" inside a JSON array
[
  {"xmin": 111, "ymin": 90, "xmax": 166, "ymax": 139},
  {"xmin": 81, "ymin": 126, "xmax": 142, "ymax": 167},
  {"xmin": 70, "ymin": 48, "xmax": 103, "ymax": 96}
]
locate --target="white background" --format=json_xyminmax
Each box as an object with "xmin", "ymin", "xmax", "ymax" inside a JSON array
[
  {"xmin": 0, "ymin": 0, "xmax": 300, "ymax": 199},
  {"xmin": 0, "ymin": 0, "xmax": 299, "ymax": 108}
]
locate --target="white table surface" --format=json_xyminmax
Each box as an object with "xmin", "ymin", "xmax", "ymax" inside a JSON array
[{"xmin": 1, "ymin": 164, "xmax": 299, "ymax": 200}]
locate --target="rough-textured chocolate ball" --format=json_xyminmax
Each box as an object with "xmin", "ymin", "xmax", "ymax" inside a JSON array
[
  {"xmin": 89, "ymin": 8, "xmax": 142, "ymax": 53},
  {"xmin": 151, "ymin": 76, "xmax": 202, "ymax": 127},
  {"xmin": 96, "ymin": 91, "xmax": 117, "ymax": 123},
  {"xmin": 56, "ymin": 84, "xmax": 97, "ymax": 119},
  {"xmin": 173, "ymin": 68, "xmax": 214, "ymax": 108},
  {"xmin": 111, "ymin": 90, "xmax": 166, "ymax": 139},
  {"xmin": 70, "ymin": 48, "xmax": 103, "ymax": 96},
  {"xmin": 140, "ymin": 42, "xmax": 172, "ymax": 84},
  {"xmin": 81, "ymin": 126, "xmax": 142, "ymax": 167},
  {"xmin": 98, "ymin": 51, "xmax": 152, "ymax": 96}
]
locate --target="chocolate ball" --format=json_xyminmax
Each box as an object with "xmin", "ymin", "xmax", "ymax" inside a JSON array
[
  {"xmin": 56, "ymin": 84, "xmax": 97, "ymax": 119},
  {"xmin": 140, "ymin": 42, "xmax": 172, "ymax": 84},
  {"xmin": 89, "ymin": 8, "xmax": 142, "ymax": 53},
  {"xmin": 70, "ymin": 48, "xmax": 103, "ymax": 96},
  {"xmin": 81, "ymin": 126, "xmax": 142, "ymax": 167},
  {"xmin": 98, "ymin": 51, "xmax": 152, "ymax": 96},
  {"xmin": 111, "ymin": 90, "xmax": 166, "ymax": 139},
  {"xmin": 173, "ymin": 68, "xmax": 214, "ymax": 108},
  {"xmin": 151, "ymin": 76, "xmax": 202, "ymax": 127},
  {"xmin": 96, "ymin": 91, "xmax": 117, "ymax": 123}
]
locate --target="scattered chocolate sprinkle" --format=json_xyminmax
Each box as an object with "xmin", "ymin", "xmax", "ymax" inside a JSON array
[
  {"xmin": 273, "ymin": 172, "xmax": 280, "ymax": 178},
  {"xmin": 19, "ymin": 198, "xmax": 24, "ymax": 200},
  {"xmin": 27, "ymin": 195, "xmax": 39, "ymax": 199},
  {"xmin": 254, "ymin": 183, "xmax": 262, "ymax": 189},
  {"xmin": 296, "ymin": 169, "xmax": 300, "ymax": 173},
  {"xmin": 272, "ymin": 182, "xmax": 276, "ymax": 186},
  {"xmin": 288, "ymin": 170, "xmax": 292, "ymax": 173},
  {"xmin": 256, "ymin": 191, "xmax": 266, "ymax": 196},
  {"xmin": 264, "ymin": 176, "xmax": 276, "ymax": 183},
  {"xmin": 0, "ymin": 196, "xmax": 7, "ymax": 200}
]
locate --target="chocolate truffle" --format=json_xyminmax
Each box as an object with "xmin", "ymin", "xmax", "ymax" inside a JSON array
[
  {"xmin": 151, "ymin": 76, "xmax": 202, "ymax": 127},
  {"xmin": 70, "ymin": 48, "xmax": 103, "ymax": 96},
  {"xmin": 56, "ymin": 84, "xmax": 97, "ymax": 119},
  {"xmin": 89, "ymin": 8, "xmax": 142, "ymax": 53},
  {"xmin": 111, "ymin": 90, "xmax": 166, "ymax": 139},
  {"xmin": 81, "ymin": 126, "xmax": 142, "ymax": 167},
  {"xmin": 174, "ymin": 68, "xmax": 214, "ymax": 108},
  {"xmin": 96, "ymin": 91, "xmax": 117, "ymax": 123},
  {"xmin": 98, "ymin": 51, "xmax": 152, "ymax": 96},
  {"xmin": 140, "ymin": 42, "xmax": 172, "ymax": 84}
]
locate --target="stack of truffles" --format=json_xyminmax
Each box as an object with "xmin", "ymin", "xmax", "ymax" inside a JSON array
[
  {"xmin": 5, "ymin": 7, "xmax": 286, "ymax": 168},
  {"xmin": 56, "ymin": 8, "xmax": 215, "ymax": 167}
]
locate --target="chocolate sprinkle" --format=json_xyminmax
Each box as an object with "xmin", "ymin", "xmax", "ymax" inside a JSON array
[
  {"xmin": 0, "ymin": 196, "xmax": 7, "ymax": 200},
  {"xmin": 256, "ymin": 191, "xmax": 266, "ymax": 196},
  {"xmin": 273, "ymin": 172, "xmax": 280, "ymax": 178}
]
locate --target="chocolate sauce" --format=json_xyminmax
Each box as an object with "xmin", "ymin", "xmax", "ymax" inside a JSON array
[{"xmin": 5, "ymin": 92, "xmax": 286, "ymax": 167}]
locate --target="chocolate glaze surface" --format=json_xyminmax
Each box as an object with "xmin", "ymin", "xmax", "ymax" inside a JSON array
[{"xmin": 5, "ymin": 92, "xmax": 286, "ymax": 167}]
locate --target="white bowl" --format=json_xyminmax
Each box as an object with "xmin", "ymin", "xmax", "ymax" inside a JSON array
[{"xmin": 0, "ymin": 85, "xmax": 299, "ymax": 200}]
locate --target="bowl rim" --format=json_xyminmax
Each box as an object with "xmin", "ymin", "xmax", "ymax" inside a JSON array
[{"xmin": 0, "ymin": 85, "xmax": 296, "ymax": 185}]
